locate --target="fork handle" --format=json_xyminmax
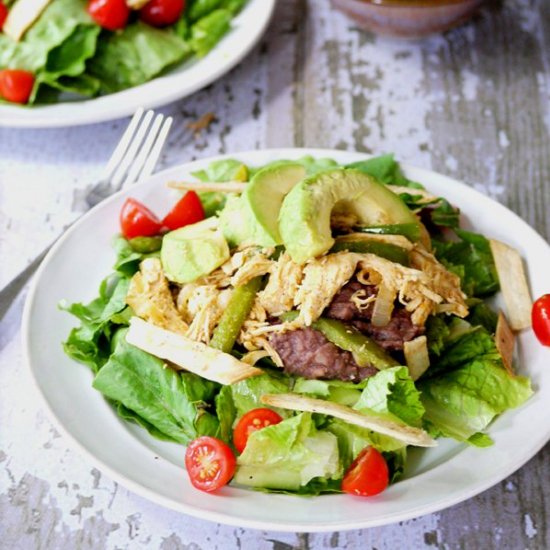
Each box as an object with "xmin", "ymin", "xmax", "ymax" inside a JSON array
[{"xmin": 0, "ymin": 240, "xmax": 55, "ymax": 322}]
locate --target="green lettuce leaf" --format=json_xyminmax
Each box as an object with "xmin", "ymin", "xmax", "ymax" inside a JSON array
[
  {"xmin": 466, "ymin": 299, "xmax": 499, "ymax": 333},
  {"xmin": 62, "ymin": 274, "xmax": 131, "ymax": 372},
  {"xmin": 432, "ymin": 229, "xmax": 499, "ymax": 297},
  {"xmin": 193, "ymin": 159, "xmax": 249, "ymax": 216},
  {"xmin": 88, "ymin": 22, "xmax": 191, "ymax": 93},
  {"xmin": 354, "ymin": 366, "xmax": 425, "ymax": 428},
  {"xmin": 0, "ymin": 0, "xmax": 94, "ymax": 73},
  {"xmin": 93, "ymin": 333, "xmax": 220, "ymax": 444},
  {"xmin": 190, "ymin": 9, "xmax": 231, "ymax": 57},
  {"xmin": 188, "ymin": 0, "xmax": 224, "ymax": 21},
  {"xmin": 347, "ymin": 154, "xmax": 422, "ymax": 188},
  {"xmin": 234, "ymin": 413, "xmax": 342, "ymax": 492},
  {"xmin": 419, "ymin": 359, "xmax": 532, "ymax": 445},
  {"xmin": 215, "ymin": 373, "xmax": 290, "ymax": 444}
]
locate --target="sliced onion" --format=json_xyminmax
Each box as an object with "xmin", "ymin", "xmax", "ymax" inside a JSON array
[{"xmin": 371, "ymin": 284, "xmax": 396, "ymax": 327}]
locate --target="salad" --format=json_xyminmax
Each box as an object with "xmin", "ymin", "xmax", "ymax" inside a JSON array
[
  {"xmin": 0, "ymin": 0, "xmax": 247, "ymax": 105},
  {"xmin": 63, "ymin": 154, "xmax": 534, "ymax": 497}
]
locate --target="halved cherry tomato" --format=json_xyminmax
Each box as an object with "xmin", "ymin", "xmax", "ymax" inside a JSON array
[
  {"xmin": 0, "ymin": 2, "xmax": 8, "ymax": 31},
  {"xmin": 185, "ymin": 436, "xmax": 236, "ymax": 492},
  {"xmin": 120, "ymin": 198, "xmax": 163, "ymax": 239},
  {"xmin": 341, "ymin": 447, "xmax": 389, "ymax": 497},
  {"xmin": 140, "ymin": 0, "xmax": 185, "ymax": 27},
  {"xmin": 162, "ymin": 190, "xmax": 205, "ymax": 230},
  {"xmin": 532, "ymin": 294, "xmax": 550, "ymax": 346},
  {"xmin": 0, "ymin": 70, "xmax": 34, "ymax": 104},
  {"xmin": 88, "ymin": 0, "xmax": 129, "ymax": 31},
  {"xmin": 233, "ymin": 408, "xmax": 283, "ymax": 454}
]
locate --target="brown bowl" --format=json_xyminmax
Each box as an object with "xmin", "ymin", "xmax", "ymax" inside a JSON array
[{"xmin": 331, "ymin": 0, "xmax": 486, "ymax": 38}]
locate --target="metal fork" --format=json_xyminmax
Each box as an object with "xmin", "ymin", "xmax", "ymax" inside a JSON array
[{"xmin": 0, "ymin": 108, "xmax": 173, "ymax": 321}]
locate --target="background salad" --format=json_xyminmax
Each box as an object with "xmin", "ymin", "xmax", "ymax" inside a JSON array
[
  {"xmin": 62, "ymin": 154, "xmax": 533, "ymax": 496},
  {"xmin": 0, "ymin": 0, "xmax": 247, "ymax": 105}
]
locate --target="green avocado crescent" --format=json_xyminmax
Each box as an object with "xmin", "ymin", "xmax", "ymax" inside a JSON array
[{"xmin": 279, "ymin": 168, "xmax": 421, "ymax": 264}]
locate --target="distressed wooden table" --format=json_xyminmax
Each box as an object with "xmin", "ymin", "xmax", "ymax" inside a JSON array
[{"xmin": 1, "ymin": 0, "xmax": 549, "ymax": 548}]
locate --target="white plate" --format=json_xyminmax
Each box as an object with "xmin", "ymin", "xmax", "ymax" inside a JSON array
[
  {"xmin": 0, "ymin": 0, "xmax": 275, "ymax": 128},
  {"xmin": 23, "ymin": 149, "xmax": 550, "ymax": 532}
]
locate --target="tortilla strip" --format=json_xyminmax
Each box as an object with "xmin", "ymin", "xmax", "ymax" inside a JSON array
[
  {"xmin": 3, "ymin": 0, "xmax": 52, "ymax": 41},
  {"xmin": 167, "ymin": 181, "xmax": 247, "ymax": 193},
  {"xmin": 495, "ymin": 311, "xmax": 516, "ymax": 377},
  {"xmin": 404, "ymin": 335, "xmax": 430, "ymax": 381},
  {"xmin": 489, "ymin": 239, "xmax": 532, "ymax": 330},
  {"xmin": 126, "ymin": 317, "xmax": 262, "ymax": 385},
  {"xmin": 261, "ymin": 393, "xmax": 436, "ymax": 447}
]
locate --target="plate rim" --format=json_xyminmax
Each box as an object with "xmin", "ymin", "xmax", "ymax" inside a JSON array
[
  {"xmin": 0, "ymin": 0, "xmax": 276, "ymax": 129},
  {"xmin": 22, "ymin": 147, "xmax": 550, "ymax": 532}
]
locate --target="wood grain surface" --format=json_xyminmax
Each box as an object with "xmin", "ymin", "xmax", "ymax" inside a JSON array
[{"xmin": 1, "ymin": 0, "xmax": 549, "ymax": 548}]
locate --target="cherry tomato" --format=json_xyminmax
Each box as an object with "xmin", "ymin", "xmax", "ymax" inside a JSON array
[
  {"xmin": 0, "ymin": 70, "xmax": 34, "ymax": 104},
  {"xmin": 341, "ymin": 447, "xmax": 389, "ymax": 497},
  {"xmin": 0, "ymin": 2, "xmax": 8, "ymax": 31},
  {"xmin": 162, "ymin": 190, "xmax": 205, "ymax": 231},
  {"xmin": 88, "ymin": 0, "xmax": 129, "ymax": 31},
  {"xmin": 532, "ymin": 294, "xmax": 550, "ymax": 346},
  {"xmin": 120, "ymin": 198, "xmax": 163, "ymax": 239},
  {"xmin": 233, "ymin": 408, "xmax": 283, "ymax": 454},
  {"xmin": 140, "ymin": 0, "xmax": 185, "ymax": 27},
  {"xmin": 185, "ymin": 436, "xmax": 236, "ymax": 492}
]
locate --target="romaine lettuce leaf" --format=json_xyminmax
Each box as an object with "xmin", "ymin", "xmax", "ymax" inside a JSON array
[
  {"xmin": 0, "ymin": 0, "xmax": 94, "ymax": 73},
  {"xmin": 190, "ymin": 9, "xmax": 231, "ymax": 57},
  {"xmin": 432, "ymin": 229, "xmax": 499, "ymax": 297},
  {"xmin": 215, "ymin": 373, "xmax": 290, "ymax": 444},
  {"xmin": 93, "ymin": 333, "xmax": 220, "ymax": 444},
  {"xmin": 347, "ymin": 154, "xmax": 422, "ymax": 188},
  {"xmin": 419, "ymin": 359, "xmax": 532, "ymax": 446},
  {"xmin": 234, "ymin": 412, "xmax": 342, "ymax": 492},
  {"xmin": 188, "ymin": 0, "xmax": 224, "ymax": 21},
  {"xmin": 62, "ymin": 274, "xmax": 131, "ymax": 372},
  {"xmin": 192, "ymin": 159, "xmax": 249, "ymax": 216},
  {"xmin": 88, "ymin": 22, "xmax": 191, "ymax": 94},
  {"xmin": 354, "ymin": 366, "xmax": 425, "ymax": 428}
]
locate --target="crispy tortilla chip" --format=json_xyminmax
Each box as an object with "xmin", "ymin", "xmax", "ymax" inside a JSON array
[
  {"xmin": 495, "ymin": 310, "xmax": 516, "ymax": 376},
  {"xmin": 167, "ymin": 181, "xmax": 247, "ymax": 193},
  {"xmin": 260, "ymin": 393, "xmax": 436, "ymax": 447},
  {"xmin": 489, "ymin": 239, "xmax": 532, "ymax": 330},
  {"xmin": 126, "ymin": 317, "xmax": 262, "ymax": 385},
  {"xmin": 3, "ymin": 0, "xmax": 52, "ymax": 41},
  {"xmin": 404, "ymin": 336, "xmax": 430, "ymax": 381}
]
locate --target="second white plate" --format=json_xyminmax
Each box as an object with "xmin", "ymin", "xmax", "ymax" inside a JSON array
[{"xmin": 0, "ymin": 0, "xmax": 275, "ymax": 128}]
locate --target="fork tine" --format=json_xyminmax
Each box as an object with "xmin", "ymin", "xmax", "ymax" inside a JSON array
[
  {"xmin": 101, "ymin": 108, "xmax": 144, "ymax": 181},
  {"xmin": 140, "ymin": 116, "xmax": 173, "ymax": 181},
  {"xmin": 110, "ymin": 110, "xmax": 155, "ymax": 189},
  {"xmin": 120, "ymin": 113, "xmax": 165, "ymax": 191}
]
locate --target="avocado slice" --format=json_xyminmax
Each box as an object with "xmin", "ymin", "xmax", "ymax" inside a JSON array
[
  {"xmin": 219, "ymin": 194, "xmax": 254, "ymax": 248},
  {"xmin": 279, "ymin": 168, "xmax": 421, "ymax": 264},
  {"xmin": 219, "ymin": 162, "xmax": 307, "ymax": 248},
  {"xmin": 161, "ymin": 218, "xmax": 229, "ymax": 283}
]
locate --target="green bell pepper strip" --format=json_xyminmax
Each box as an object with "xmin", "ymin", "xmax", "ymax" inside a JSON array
[
  {"xmin": 209, "ymin": 276, "xmax": 263, "ymax": 353},
  {"xmin": 129, "ymin": 236, "xmax": 163, "ymax": 253},
  {"xmin": 355, "ymin": 223, "xmax": 421, "ymax": 242},
  {"xmin": 330, "ymin": 240, "xmax": 410, "ymax": 266},
  {"xmin": 281, "ymin": 312, "xmax": 398, "ymax": 371}
]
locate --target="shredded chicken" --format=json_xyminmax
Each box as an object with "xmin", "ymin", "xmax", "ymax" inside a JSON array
[
  {"xmin": 356, "ymin": 247, "xmax": 468, "ymax": 326},
  {"xmin": 258, "ymin": 252, "xmax": 304, "ymax": 316},
  {"xmin": 177, "ymin": 284, "xmax": 231, "ymax": 344},
  {"xmin": 230, "ymin": 253, "xmax": 273, "ymax": 287},
  {"xmin": 294, "ymin": 252, "xmax": 359, "ymax": 326},
  {"xmin": 126, "ymin": 258, "xmax": 188, "ymax": 334}
]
